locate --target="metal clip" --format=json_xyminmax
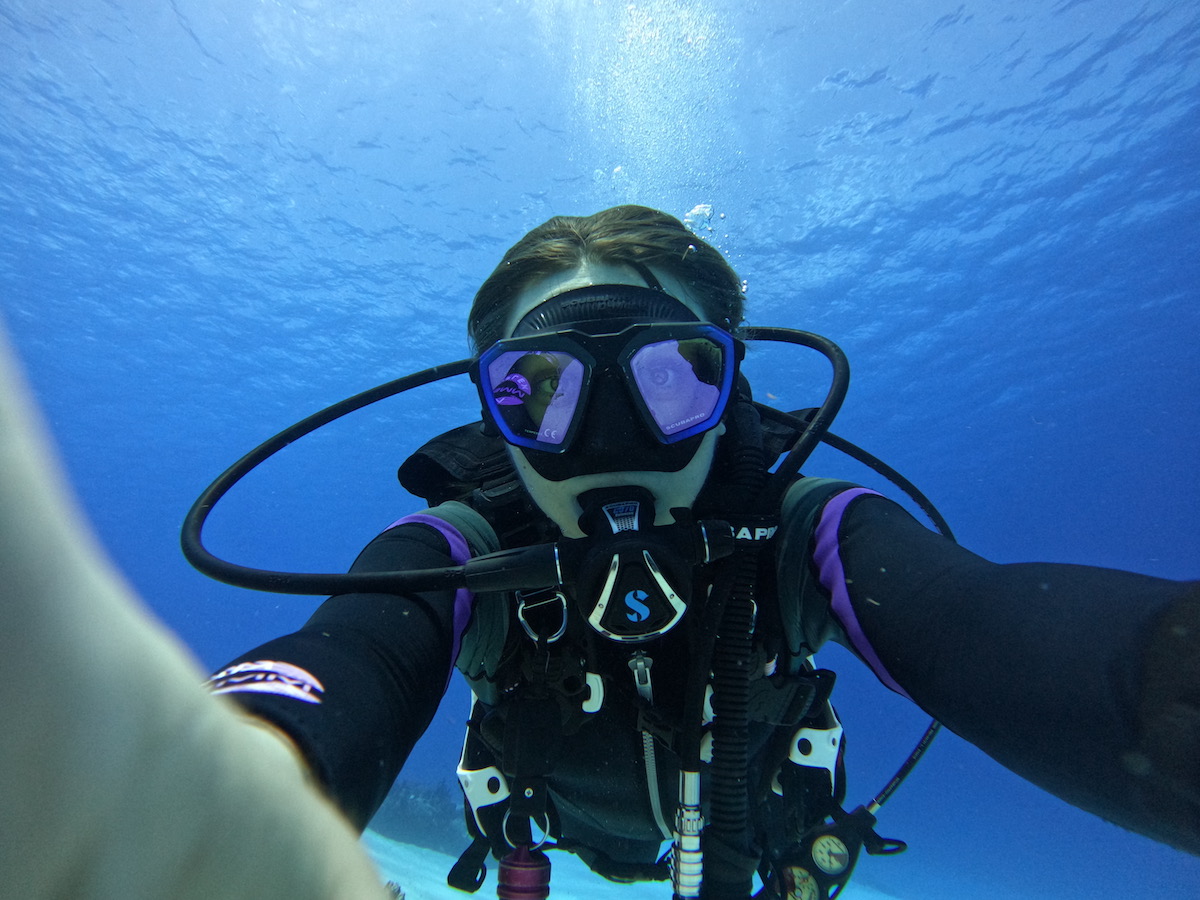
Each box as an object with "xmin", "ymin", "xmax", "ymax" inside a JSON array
[{"xmin": 517, "ymin": 587, "xmax": 568, "ymax": 643}]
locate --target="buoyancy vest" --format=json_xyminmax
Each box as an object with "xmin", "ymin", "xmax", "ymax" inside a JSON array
[{"xmin": 397, "ymin": 408, "xmax": 856, "ymax": 891}]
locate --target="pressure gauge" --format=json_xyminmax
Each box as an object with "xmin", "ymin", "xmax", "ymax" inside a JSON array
[
  {"xmin": 782, "ymin": 865, "xmax": 819, "ymax": 900},
  {"xmin": 811, "ymin": 834, "xmax": 851, "ymax": 875}
]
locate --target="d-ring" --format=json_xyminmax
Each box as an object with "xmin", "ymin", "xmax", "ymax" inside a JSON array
[{"xmin": 501, "ymin": 809, "xmax": 552, "ymax": 850}]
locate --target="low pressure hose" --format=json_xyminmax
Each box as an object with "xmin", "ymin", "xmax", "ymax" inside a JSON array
[
  {"xmin": 704, "ymin": 553, "xmax": 758, "ymax": 899},
  {"xmin": 701, "ymin": 399, "xmax": 769, "ymax": 899}
]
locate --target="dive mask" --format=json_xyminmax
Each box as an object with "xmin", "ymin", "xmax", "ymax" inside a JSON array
[{"xmin": 473, "ymin": 285, "xmax": 742, "ymax": 456}]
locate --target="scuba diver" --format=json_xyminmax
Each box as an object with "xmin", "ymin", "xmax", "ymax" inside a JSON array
[{"xmin": 195, "ymin": 206, "xmax": 1199, "ymax": 900}]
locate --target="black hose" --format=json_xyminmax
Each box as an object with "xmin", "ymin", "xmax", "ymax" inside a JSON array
[
  {"xmin": 180, "ymin": 359, "xmax": 471, "ymax": 592},
  {"xmin": 180, "ymin": 332, "xmax": 847, "ymax": 602},
  {"xmin": 701, "ymin": 400, "xmax": 769, "ymax": 899},
  {"xmin": 704, "ymin": 554, "xmax": 758, "ymax": 899},
  {"xmin": 754, "ymin": 404, "xmax": 956, "ymax": 542},
  {"xmin": 740, "ymin": 327, "xmax": 850, "ymax": 506}
]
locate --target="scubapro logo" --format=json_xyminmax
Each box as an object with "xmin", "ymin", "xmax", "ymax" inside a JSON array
[
  {"xmin": 206, "ymin": 660, "xmax": 325, "ymax": 704},
  {"xmin": 624, "ymin": 589, "xmax": 651, "ymax": 623}
]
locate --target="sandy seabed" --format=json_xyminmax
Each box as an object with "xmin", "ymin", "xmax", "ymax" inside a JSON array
[{"xmin": 364, "ymin": 831, "xmax": 902, "ymax": 900}]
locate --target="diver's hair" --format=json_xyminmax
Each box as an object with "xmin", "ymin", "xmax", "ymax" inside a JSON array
[{"xmin": 468, "ymin": 205, "xmax": 745, "ymax": 353}]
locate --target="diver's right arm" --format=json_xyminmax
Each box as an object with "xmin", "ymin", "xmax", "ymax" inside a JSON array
[{"xmin": 213, "ymin": 518, "xmax": 470, "ymax": 829}]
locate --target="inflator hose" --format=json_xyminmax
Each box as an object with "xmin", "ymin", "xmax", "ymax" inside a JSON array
[
  {"xmin": 702, "ymin": 400, "xmax": 771, "ymax": 899},
  {"xmin": 704, "ymin": 554, "xmax": 759, "ymax": 899}
]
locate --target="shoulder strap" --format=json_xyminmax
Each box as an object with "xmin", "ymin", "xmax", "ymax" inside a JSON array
[
  {"xmin": 776, "ymin": 477, "xmax": 862, "ymax": 674},
  {"xmin": 397, "ymin": 422, "xmax": 511, "ymax": 505},
  {"xmin": 398, "ymin": 421, "xmax": 555, "ymax": 549},
  {"xmin": 405, "ymin": 499, "xmax": 510, "ymax": 687}
]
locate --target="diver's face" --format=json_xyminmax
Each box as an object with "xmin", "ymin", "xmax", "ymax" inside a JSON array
[{"xmin": 503, "ymin": 262, "xmax": 724, "ymax": 538}]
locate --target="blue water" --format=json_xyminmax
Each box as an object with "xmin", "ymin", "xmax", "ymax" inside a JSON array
[{"xmin": 2, "ymin": 1, "xmax": 1198, "ymax": 897}]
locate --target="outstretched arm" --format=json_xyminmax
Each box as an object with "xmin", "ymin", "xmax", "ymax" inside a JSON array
[
  {"xmin": 783, "ymin": 483, "xmax": 1200, "ymax": 855},
  {"xmin": 0, "ymin": 326, "xmax": 391, "ymax": 900},
  {"xmin": 212, "ymin": 519, "xmax": 474, "ymax": 829}
]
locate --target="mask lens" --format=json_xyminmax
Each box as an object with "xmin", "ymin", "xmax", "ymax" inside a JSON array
[
  {"xmin": 484, "ymin": 349, "xmax": 586, "ymax": 447},
  {"xmin": 629, "ymin": 335, "xmax": 729, "ymax": 439}
]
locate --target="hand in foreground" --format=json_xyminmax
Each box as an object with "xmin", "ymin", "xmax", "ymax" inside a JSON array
[{"xmin": 0, "ymin": 325, "xmax": 392, "ymax": 900}]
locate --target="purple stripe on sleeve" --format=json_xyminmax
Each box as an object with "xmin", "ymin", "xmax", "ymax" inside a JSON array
[
  {"xmin": 385, "ymin": 514, "xmax": 474, "ymax": 679},
  {"xmin": 812, "ymin": 488, "xmax": 912, "ymax": 699}
]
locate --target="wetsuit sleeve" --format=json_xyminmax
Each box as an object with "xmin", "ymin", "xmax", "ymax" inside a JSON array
[
  {"xmin": 211, "ymin": 515, "xmax": 476, "ymax": 830},
  {"xmin": 782, "ymin": 485, "xmax": 1200, "ymax": 855}
]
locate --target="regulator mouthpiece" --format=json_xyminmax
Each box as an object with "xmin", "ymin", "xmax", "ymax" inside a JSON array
[{"xmin": 565, "ymin": 488, "xmax": 691, "ymax": 643}]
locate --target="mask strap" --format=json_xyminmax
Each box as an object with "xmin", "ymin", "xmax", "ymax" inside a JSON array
[{"xmin": 628, "ymin": 262, "xmax": 666, "ymax": 293}]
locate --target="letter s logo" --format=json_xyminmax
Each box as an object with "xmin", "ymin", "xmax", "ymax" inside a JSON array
[{"xmin": 624, "ymin": 589, "xmax": 651, "ymax": 623}]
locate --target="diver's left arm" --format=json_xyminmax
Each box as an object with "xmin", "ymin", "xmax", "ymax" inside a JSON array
[{"xmin": 781, "ymin": 485, "xmax": 1200, "ymax": 855}]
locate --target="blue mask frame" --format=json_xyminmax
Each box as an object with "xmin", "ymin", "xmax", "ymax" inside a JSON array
[{"xmin": 473, "ymin": 323, "xmax": 742, "ymax": 455}]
